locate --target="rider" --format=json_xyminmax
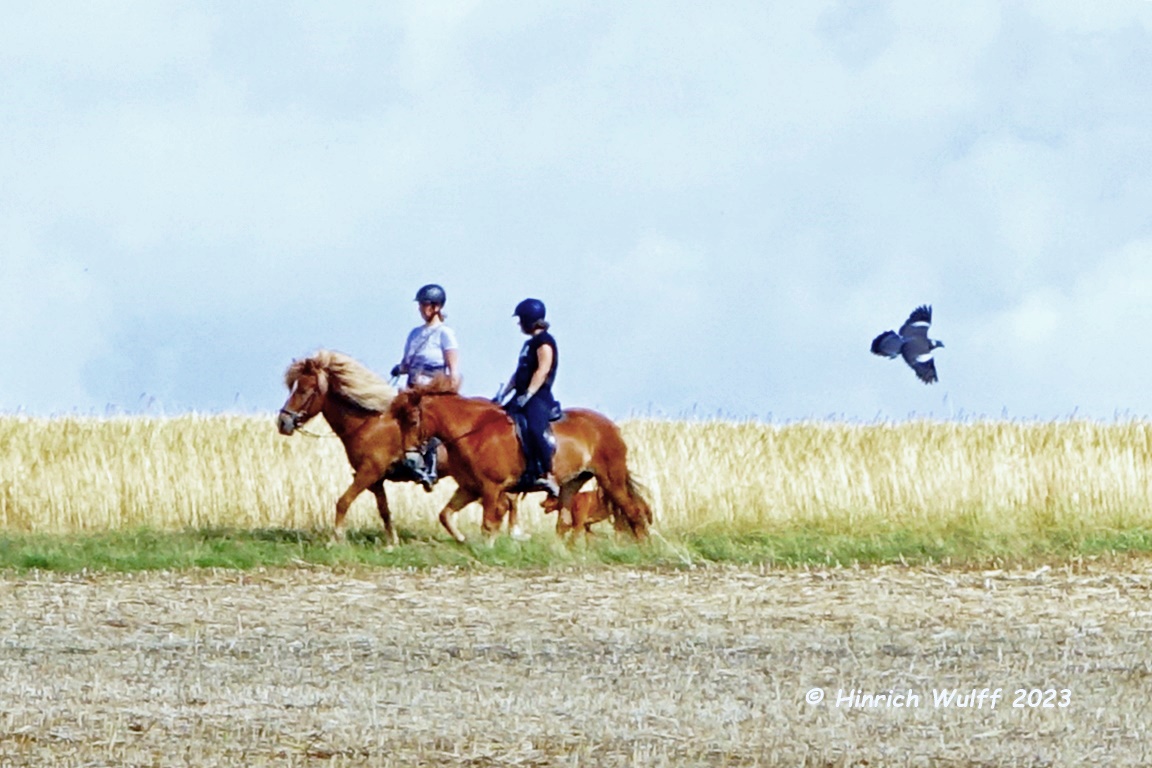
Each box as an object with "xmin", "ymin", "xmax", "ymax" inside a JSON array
[
  {"xmin": 391, "ymin": 283, "xmax": 460, "ymax": 490},
  {"xmin": 500, "ymin": 298, "xmax": 560, "ymax": 498}
]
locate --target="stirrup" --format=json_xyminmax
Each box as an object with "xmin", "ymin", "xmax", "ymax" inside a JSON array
[
  {"xmin": 515, "ymin": 473, "xmax": 558, "ymax": 498},
  {"xmin": 539, "ymin": 475, "xmax": 559, "ymax": 499}
]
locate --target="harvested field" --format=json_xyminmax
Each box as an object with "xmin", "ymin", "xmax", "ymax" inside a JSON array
[{"xmin": 1, "ymin": 562, "xmax": 1150, "ymax": 766}]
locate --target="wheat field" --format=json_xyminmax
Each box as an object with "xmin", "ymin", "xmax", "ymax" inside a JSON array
[{"xmin": 3, "ymin": 414, "xmax": 1152, "ymax": 543}]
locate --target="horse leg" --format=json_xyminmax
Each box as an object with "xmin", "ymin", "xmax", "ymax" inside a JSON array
[
  {"xmin": 507, "ymin": 494, "xmax": 531, "ymax": 541},
  {"xmin": 368, "ymin": 479, "xmax": 397, "ymax": 550},
  {"xmin": 439, "ymin": 487, "xmax": 478, "ymax": 544},
  {"xmin": 334, "ymin": 472, "xmax": 376, "ymax": 541},
  {"xmin": 480, "ymin": 489, "xmax": 507, "ymax": 543}
]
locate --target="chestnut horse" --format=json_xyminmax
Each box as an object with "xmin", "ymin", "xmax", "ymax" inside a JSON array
[
  {"xmin": 278, "ymin": 350, "xmax": 522, "ymax": 544},
  {"xmin": 389, "ymin": 378, "xmax": 653, "ymax": 543}
]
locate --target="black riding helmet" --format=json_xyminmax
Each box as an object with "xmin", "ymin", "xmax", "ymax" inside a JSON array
[
  {"xmin": 415, "ymin": 284, "xmax": 446, "ymax": 305},
  {"xmin": 514, "ymin": 298, "xmax": 546, "ymax": 325}
]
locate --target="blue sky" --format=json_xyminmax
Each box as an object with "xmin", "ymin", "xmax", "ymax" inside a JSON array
[{"xmin": 4, "ymin": 1, "xmax": 1152, "ymax": 421}]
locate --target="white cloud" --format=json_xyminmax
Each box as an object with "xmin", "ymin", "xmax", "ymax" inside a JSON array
[{"xmin": 3, "ymin": 1, "xmax": 1152, "ymax": 419}]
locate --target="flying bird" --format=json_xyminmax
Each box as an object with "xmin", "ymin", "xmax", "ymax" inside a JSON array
[{"xmin": 870, "ymin": 305, "xmax": 944, "ymax": 384}]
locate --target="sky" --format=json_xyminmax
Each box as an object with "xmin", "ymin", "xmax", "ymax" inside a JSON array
[{"xmin": 4, "ymin": 1, "xmax": 1152, "ymax": 422}]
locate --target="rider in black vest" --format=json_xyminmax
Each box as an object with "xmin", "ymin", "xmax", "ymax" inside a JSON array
[{"xmin": 500, "ymin": 298, "xmax": 560, "ymax": 498}]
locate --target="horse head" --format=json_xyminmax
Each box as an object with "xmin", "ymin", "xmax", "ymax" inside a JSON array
[
  {"xmin": 387, "ymin": 388, "xmax": 426, "ymax": 450},
  {"xmin": 278, "ymin": 356, "xmax": 330, "ymax": 435},
  {"xmin": 387, "ymin": 374, "xmax": 461, "ymax": 448}
]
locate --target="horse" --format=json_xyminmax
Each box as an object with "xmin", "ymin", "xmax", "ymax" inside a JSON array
[
  {"xmin": 277, "ymin": 350, "xmax": 522, "ymax": 544},
  {"xmin": 388, "ymin": 377, "xmax": 653, "ymax": 543}
]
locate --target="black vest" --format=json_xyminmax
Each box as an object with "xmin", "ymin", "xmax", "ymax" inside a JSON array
[{"xmin": 514, "ymin": 332, "xmax": 558, "ymax": 398}]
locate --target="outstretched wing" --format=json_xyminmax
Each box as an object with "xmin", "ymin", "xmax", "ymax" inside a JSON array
[
  {"xmin": 899, "ymin": 305, "xmax": 932, "ymax": 340},
  {"xmin": 870, "ymin": 330, "xmax": 903, "ymax": 358},
  {"xmin": 901, "ymin": 337, "xmax": 939, "ymax": 384},
  {"xmin": 910, "ymin": 357, "xmax": 938, "ymax": 384}
]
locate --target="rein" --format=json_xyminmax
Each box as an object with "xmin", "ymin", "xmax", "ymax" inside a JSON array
[
  {"xmin": 429, "ymin": 421, "xmax": 492, "ymax": 449},
  {"xmin": 279, "ymin": 407, "xmax": 339, "ymax": 439},
  {"xmin": 413, "ymin": 397, "xmax": 504, "ymax": 451}
]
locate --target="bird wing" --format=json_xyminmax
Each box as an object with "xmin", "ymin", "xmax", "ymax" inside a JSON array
[
  {"xmin": 911, "ymin": 358, "xmax": 938, "ymax": 384},
  {"xmin": 901, "ymin": 337, "xmax": 939, "ymax": 384},
  {"xmin": 899, "ymin": 305, "xmax": 932, "ymax": 340},
  {"xmin": 870, "ymin": 330, "xmax": 903, "ymax": 358}
]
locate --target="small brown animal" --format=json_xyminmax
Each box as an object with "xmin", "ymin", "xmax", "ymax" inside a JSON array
[{"xmin": 542, "ymin": 489, "xmax": 617, "ymax": 539}]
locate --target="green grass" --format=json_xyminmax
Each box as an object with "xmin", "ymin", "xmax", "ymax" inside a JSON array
[{"xmin": 2, "ymin": 524, "xmax": 1151, "ymax": 573}]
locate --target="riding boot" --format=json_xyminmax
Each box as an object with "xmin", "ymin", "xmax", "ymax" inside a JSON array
[
  {"xmin": 514, "ymin": 470, "xmax": 559, "ymax": 499},
  {"xmin": 420, "ymin": 438, "xmax": 441, "ymax": 492},
  {"xmin": 403, "ymin": 450, "xmax": 435, "ymax": 492},
  {"xmin": 538, "ymin": 473, "xmax": 560, "ymax": 499}
]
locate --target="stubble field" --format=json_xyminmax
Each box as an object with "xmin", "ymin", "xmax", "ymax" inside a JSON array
[{"xmin": 2, "ymin": 562, "xmax": 1150, "ymax": 766}]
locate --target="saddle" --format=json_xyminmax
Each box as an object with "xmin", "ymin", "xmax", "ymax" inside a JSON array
[{"xmin": 509, "ymin": 402, "xmax": 563, "ymax": 457}]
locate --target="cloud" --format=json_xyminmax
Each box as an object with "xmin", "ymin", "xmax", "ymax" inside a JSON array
[{"xmin": 3, "ymin": 2, "xmax": 1152, "ymax": 420}]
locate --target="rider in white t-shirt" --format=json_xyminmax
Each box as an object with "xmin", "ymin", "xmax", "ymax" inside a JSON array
[
  {"xmin": 392, "ymin": 284, "xmax": 460, "ymax": 390},
  {"xmin": 390, "ymin": 284, "xmax": 460, "ymax": 489}
]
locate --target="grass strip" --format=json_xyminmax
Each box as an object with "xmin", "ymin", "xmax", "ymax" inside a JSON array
[{"xmin": 1, "ymin": 525, "xmax": 1151, "ymax": 572}]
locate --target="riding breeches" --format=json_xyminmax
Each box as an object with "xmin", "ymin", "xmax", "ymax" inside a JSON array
[{"xmin": 506, "ymin": 395, "xmax": 555, "ymax": 476}]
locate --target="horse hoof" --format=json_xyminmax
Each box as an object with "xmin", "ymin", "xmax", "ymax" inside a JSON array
[{"xmin": 510, "ymin": 527, "xmax": 532, "ymax": 542}]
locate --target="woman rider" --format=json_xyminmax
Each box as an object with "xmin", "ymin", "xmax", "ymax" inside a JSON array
[
  {"xmin": 500, "ymin": 298, "xmax": 560, "ymax": 498},
  {"xmin": 391, "ymin": 283, "xmax": 459, "ymax": 489}
]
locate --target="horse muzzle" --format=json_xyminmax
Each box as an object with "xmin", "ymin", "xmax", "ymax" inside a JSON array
[{"xmin": 277, "ymin": 409, "xmax": 299, "ymax": 436}]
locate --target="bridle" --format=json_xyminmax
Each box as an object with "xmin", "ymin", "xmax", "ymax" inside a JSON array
[{"xmin": 279, "ymin": 382, "xmax": 321, "ymax": 434}]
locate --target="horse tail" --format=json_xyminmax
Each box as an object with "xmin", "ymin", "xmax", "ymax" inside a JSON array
[
  {"xmin": 602, "ymin": 471, "xmax": 653, "ymax": 537},
  {"xmin": 626, "ymin": 474, "xmax": 654, "ymax": 526}
]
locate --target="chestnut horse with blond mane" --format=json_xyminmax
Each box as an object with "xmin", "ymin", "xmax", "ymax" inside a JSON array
[
  {"xmin": 278, "ymin": 350, "xmax": 521, "ymax": 544},
  {"xmin": 389, "ymin": 377, "xmax": 653, "ymax": 542},
  {"xmin": 278, "ymin": 350, "xmax": 417, "ymax": 544}
]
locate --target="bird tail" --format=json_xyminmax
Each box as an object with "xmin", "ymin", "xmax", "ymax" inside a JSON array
[{"xmin": 870, "ymin": 331, "xmax": 902, "ymax": 358}]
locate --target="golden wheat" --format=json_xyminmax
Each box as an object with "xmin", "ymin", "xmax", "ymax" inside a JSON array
[
  {"xmin": 623, "ymin": 418, "xmax": 1152, "ymax": 537},
  {"xmin": 3, "ymin": 415, "xmax": 1152, "ymax": 537}
]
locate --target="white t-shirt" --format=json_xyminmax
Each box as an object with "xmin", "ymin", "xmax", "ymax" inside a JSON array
[{"xmin": 402, "ymin": 324, "xmax": 458, "ymax": 386}]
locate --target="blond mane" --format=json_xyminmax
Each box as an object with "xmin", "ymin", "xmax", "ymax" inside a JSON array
[{"xmin": 284, "ymin": 350, "xmax": 397, "ymax": 413}]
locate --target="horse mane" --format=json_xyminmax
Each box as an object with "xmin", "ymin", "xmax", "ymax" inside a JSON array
[
  {"xmin": 389, "ymin": 373, "xmax": 454, "ymax": 413},
  {"xmin": 284, "ymin": 350, "xmax": 397, "ymax": 413},
  {"xmin": 414, "ymin": 373, "xmax": 460, "ymax": 395}
]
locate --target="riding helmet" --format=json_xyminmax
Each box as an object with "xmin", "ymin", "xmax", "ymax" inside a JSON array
[
  {"xmin": 414, "ymin": 284, "xmax": 446, "ymax": 305},
  {"xmin": 514, "ymin": 298, "xmax": 546, "ymax": 325}
]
